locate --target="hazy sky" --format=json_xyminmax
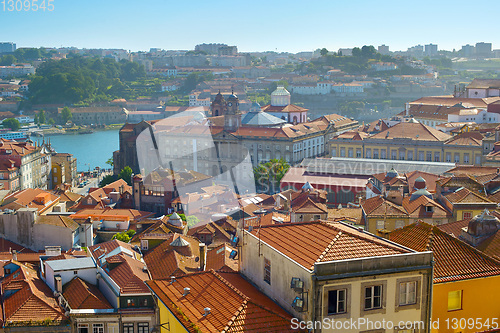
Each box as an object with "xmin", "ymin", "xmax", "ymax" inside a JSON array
[{"xmin": 1, "ymin": 0, "xmax": 499, "ymax": 53}]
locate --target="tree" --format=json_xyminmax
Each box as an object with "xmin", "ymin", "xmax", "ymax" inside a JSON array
[
  {"xmin": 118, "ymin": 166, "xmax": 133, "ymax": 186},
  {"xmin": 60, "ymin": 106, "xmax": 72, "ymax": 124},
  {"xmin": 100, "ymin": 174, "xmax": 116, "ymax": 187},
  {"xmin": 0, "ymin": 55, "xmax": 17, "ymax": 66},
  {"xmin": 38, "ymin": 110, "xmax": 46, "ymax": 124},
  {"xmin": 352, "ymin": 47, "xmax": 362, "ymax": 57},
  {"xmin": 106, "ymin": 157, "xmax": 114, "ymax": 167},
  {"xmin": 320, "ymin": 48, "xmax": 329, "ymax": 57},
  {"xmin": 112, "ymin": 231, "xmax": 131, "ymax": 243},
  {"xmin": 186, "ymin": 215, "xmax": 200, "ymax": 228},
  {"xmin": 2, "ymin": 118, "xmax": 21, "ymax": 131},
  {"xmin": 361, "ymin": 45, "xmax": 376, "ymax": 58},
  {"xmin": 34, "ymin": 114, "xmax": 39, "ymax": 124},
  {"xmin": 253, "ymin": 158, "xmax": 290, "ymax": 194},
  {"xmin": 48, "ymin": 118, "xmax": 55, "ymax": 125}
]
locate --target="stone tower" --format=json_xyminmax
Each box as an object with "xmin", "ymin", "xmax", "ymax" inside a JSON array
[
  {"xmin": 211, "ymin": 90, "xmax": 227, "ymax": 117},
  {"xmin": 224, "ymin": 91, "xmax": 241, "ymax": 132}
]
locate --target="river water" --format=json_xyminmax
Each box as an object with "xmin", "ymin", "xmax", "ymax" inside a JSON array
[{"xmin": 44, "ymin": 129, "xmax": 120, "ymax": 172}]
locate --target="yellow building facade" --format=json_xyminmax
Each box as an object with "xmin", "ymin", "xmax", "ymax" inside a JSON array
[{"xmin": 329, "ymin": 122, "xmax": 483, "ymax": 165}]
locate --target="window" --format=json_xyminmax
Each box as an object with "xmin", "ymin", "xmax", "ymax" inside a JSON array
[
  {"xmin": 365, "ymin": 285, "xmax": 382, "ymax": 310},
  {"xmin": 399, "ymin": 151, "xmax": 405, "ymax": 160},
  {"xmin": 464, "ymin": 153, "xmax": 469, "ymax": 164},
  {"xmin": 366, "ymin": 149, "xmax": 371, "ymax": 158},
  {"xmin": 123, "ymin": 323, "xmax": 134, "ymax": 333},
  {"xmin": 426, "ymin": 152, "xmax": 432, "ymax": 162},
  {"xmin": 356, "ymin": 149, "xmax": 361, "ymax": 158},
  {"xmin": 138, "ymin": 323, "xmax": 149, "ymax": 333},
  {"xmin": 373, "ymin": 149, "xmax": 379, "ymax": 159},
  {"xmin": 139, "ymin": 298, "xmax": 148, "ymax": 307},
  {"xmin": 399, "ymin": 281, "xmax": 417, "ymax": 305},
  {"xmin": 348, "ymin": 148, "xmax": 353, "ymax": 158},
  {"xmin": 419, "ymin": 151, "xmax": 424, "ymax": 161},
  {"xmin": 328, "ymin": 289, "xmax": 346, "ymax": 314},
  {"xmin": 380, "ymin": 149, "xmax": 386, "ymax": 159},
  {"xmin": 434, "ymin": 152, "xmax": 440, "ymax": 162},
  {"xmin": 331, "ymin": 148, "xmax": 337, "ymax": 157},
  {"xmin": 376, "ymin": 220, "xmax": 385, "ymax": 230},
  {"xmin": 454, "ymin": 153, "xmax": 460, "ymax": 163},
  {"xmin": 391, "ymin": 150, "xmax": 397, "ymax": 160},
  {"xmin": 264, "ymin": 258, "xmax": 271, "ymax": 284},
  {"xmin": 127, "ymin": 298, "xmax": 136, "ymax": 307},
  {"xmin": 446, "ymin": 153, "xmax": 451, "ymax": 162},
  {"xmin": 463, "ymin": 211, "xmax": 472, "ymax": 219},
  {"xmin": 340, "ymin": 148, "xmax": 345, "ymax": 157},
  {"xmin": 448, "ymin": 290, "xmax": 462, "ymax": 311},
  {"xmin": 78, "ymin": 324, "xmax": 89, "ymax": 333},
  {"xmin": 74, "ymin": 270, "xmax": 78, "ymax": 275},
  {"xmin": 395, "ymin": 220, "xmax": 405, "ymax": 229},
  {"xmin": 425, "ymin": 206, "xmax": 434, "ymax": 212},
  {"xmin": 407, "ymin": 151, "xmax": 413, "ymax": 161},
  {"xmin": 93, "ymin": 324, "xmax": 104, "ymax": 333}
]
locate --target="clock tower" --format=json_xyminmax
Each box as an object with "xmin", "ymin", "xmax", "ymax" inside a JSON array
[
  {"xmin": 224, "ymin": 91, "xmax": 241, "ymax": 132},
  {"xmin": 211, "ymin": 90, "xmax": 227, "ymax": 117}
]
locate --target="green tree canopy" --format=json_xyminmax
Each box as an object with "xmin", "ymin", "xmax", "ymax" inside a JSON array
[
  {"xmin": 60, "ymin": 106, "xmax": 73, "ymax": 124},
  {"xmin": 112, "ymin": 231, "xmax": 131, "ymax": 243},
  {"xmin": 2, "ymin": 118, "xmax": 21, "ymax": 131},
  {"xmin": 253, "ymin": 158, "xmax": 290, "ymax": 194},
  {"xmin": 320, "ymin": 48, "xmax": 329, "ymax": 57},
  {"xmin": 38, "ymin": 110, "xmax": 46, "ymax": 124},
  {"xmin": 0, "ymin": 55, "xmax": 17, "ymax": 66},
  {"xmin": 118, "ymin": 166, "xmax": 133, "ymax": 186},
  {"xmin": 100, "ymin": 174, "xmax": 116, "ymax": 187}
]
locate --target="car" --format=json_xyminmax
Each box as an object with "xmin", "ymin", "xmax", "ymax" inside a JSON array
[{"xmin": 78, "ymin": 184, "xmax": 84, "ymax": 188}]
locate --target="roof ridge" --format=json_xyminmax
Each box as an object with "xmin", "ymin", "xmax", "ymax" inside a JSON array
[
  {"xmin": 211, "ymin": 270, "xmax": 249, "ymax": 301},
  {"xmin": 221, "ymin": 299, "xmax": 248, "ymax": 333},
  {"xmin": 316, "ymin": 231, "xmax": 342, "ymax": 264}
]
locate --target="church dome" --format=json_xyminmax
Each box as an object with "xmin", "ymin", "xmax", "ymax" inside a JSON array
[
  {"xmin": 410, "ymin": 188, "xmax": 432, "ymax": 201},
  {"xmin": 227, "ymin": 90, "xmax": 238, "ymax": 100},
  {"xmin": 414, "ymin": 176, "xmax": 426, "ymax": 190},
  {"xmin": 168, "ymin": 212, "xmax": 183, "ymax": 227},
  {"xmin": 271, "ymin": 86, "xmax": 291, "ymax": 96},
  {"xmin": 468, "ymin": 209, "xmax": 500, "ymax": 237},
  {"xmin": 386, "ymin": 167, "xmax": 399, "ymax": 178}
]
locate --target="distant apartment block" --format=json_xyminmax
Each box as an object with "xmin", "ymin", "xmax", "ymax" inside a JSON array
[
  {"xmin": 0, "ymin": 64, "xmax": 35, "ymax": 78},
  {"xmin": 218, "ymin": 45, "xmax": 237, "ymax": 56},
  {"xmin": 407, "ymin": 44, "xmax": 424, "ymax": 58},
  {"xmin": 378, "ymin": 44, "xmax": 390, "ymax": 55},
  {"xmin": 462, "ymin": 44, "xmax": 475, "ymax": 57},
  {"xmin": 210, "ymin": 55, "xmax": 247, "ymax": 67},
  {"xmin": 337, "ymin": 48, "xmax": 352, "ymax": 56},
  {"xmin": 476, "ymin": 42, "xmax": 492, "ymax": 57},
  {"xmin": 195, "ymin": 43, "xmax": 228, "ymax": 54},
  {"xmin": 172, "ymin": 54, "xmax": 209, "ymax": 67},
  {"xmin": 371, "ymin": 62, "xmax": 398, "ymax": 71},
  {"xmin": 0, "ymin": 42, "xmax": 16, "ymax": 54},
  {"xmin": 424, "ymin": 43, "xmax": 438, "ymax": 57},
  {"xmin": 59, "ymin": 106, "xmax": 128, "ymax": 125}
]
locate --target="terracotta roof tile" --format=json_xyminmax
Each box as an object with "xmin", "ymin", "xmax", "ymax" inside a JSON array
[
  {"xmin": 250, "ymin": 221, "xmax": 409, "ymax": 270},
  {"xmin": 206, "ymin": 243, "xmax": 238, "ymax": 272},
  {"xmin": 62, "ymin": 277, "xmax": 113, "ymax": 309},
  {"xmin": 390, "ymin": 222, "xmax": 500, "ymax": 283},
  {"xmin": 146, "ymin": 270, "xmax": 298, "ymax": 333}
]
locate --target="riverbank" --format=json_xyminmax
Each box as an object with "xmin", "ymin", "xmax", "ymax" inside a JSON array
[{"xmin": 32, "ymin": 124, "xmax": 124, "ymax": 136}]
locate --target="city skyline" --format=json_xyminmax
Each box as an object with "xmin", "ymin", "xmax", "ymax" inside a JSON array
[{"xmin": 1, "ymin": 0, "xmax": 499, "ymax": 54}]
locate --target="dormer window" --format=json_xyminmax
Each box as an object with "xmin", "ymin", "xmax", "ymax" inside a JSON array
[{"xmin": 426, "ymin": 206, "xmax": 434, "ymax": 212}]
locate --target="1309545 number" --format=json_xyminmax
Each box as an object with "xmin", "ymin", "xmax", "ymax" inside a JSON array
[{"xmin": 1, "ymin": 0, "xmax": 54, "ymax": 11}]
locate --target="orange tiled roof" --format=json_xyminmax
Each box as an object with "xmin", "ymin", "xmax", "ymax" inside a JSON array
[
  {"xmin": 361, "ymin": 195, "xmax": 408, "ymax": 217},
  {"xmin": 2, "ymin": 262, "xmax": 67, "ymax": 323},
  {"xmin": 401, "ymin": 195, "xmax": 451, "ymax": 218},
  {"xmin": 62, "ymin": 277, "xmax": 113, "ymax": 309},
  {"xmin": 390, "ymin": 221, "xmax": 500, "ymax": 283},
  {"xmin": 250, "ymin": 221, "xmax": 409, "ymax": 270},
  {"xmin": 1, "ymin": 188, "xmax": 60, "ymax": 213},
  {"xmin": 146, "ymin": 270, "xmax": 297, "ymax": 333},
  {"xmin": 444, "ymin": 187, "xmax": 495, "ymax": 205},
  {"xmin": 206, "ymin": 243, "xmax": 238, "ymax": 272},
  {"xmin": 88, "ymin": 239, "xmax": 138, "ymax": 263},
  {"xmin": 106, "ymin": 253, "xmax": 150, "ymax": 294},
  {"xmin": 144, "ymin": 234, "xmax": 202, "ymax": 279},
  {"xmin": 370, "ymin": 122, "xmax": 451, "ymax": 141}
]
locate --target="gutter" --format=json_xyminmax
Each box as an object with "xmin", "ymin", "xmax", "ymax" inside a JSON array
[
  {"xmin": 427, "ymin": 259, "xmax": 435, "ymax": 333},
  {"xmin": 313, "ymin": 265, "xmax": 433, "ymax": 281}
]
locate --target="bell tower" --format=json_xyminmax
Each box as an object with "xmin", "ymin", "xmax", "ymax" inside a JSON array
[
  {"xmin": 224, "ymin": 91, "xmax": 241, "ymax": 132},
  {"xmin": 211, "ymin": 90, "xmax": 226, "ymax": 117}
]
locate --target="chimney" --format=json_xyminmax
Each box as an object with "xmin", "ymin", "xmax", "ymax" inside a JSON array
[
  {"xmin": 170, "ymin": 276, "xmax": 176, "ymax": 284},
  {"xmin": 203, "ymin": 307, "xmax": 211, "ymax": 316},
  {"xmin": 199, "ymin": 243, "xmax": 206, "ymax": 271},
  {"xmin": 55, "ymin": 276, "xmax": 62, "ymax": 293},
  {"xmin": 183, "ymin": 287, "xmax": 190, "ymax": 296},
  {"xmin": 12, "ymin": 250, "xmax": 17, "ymax": 261}
]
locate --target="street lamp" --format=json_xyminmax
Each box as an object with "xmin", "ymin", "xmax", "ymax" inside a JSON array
[{"xmin": 150, "ymin": 322, "xmax": 170, "ymax": 332}]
